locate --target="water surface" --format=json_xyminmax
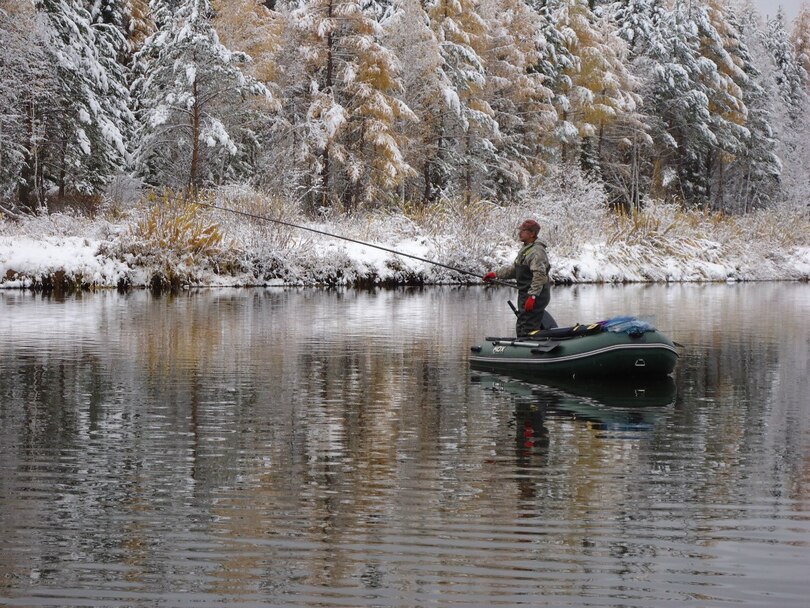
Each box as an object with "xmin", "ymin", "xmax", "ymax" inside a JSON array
[{"xmin": 1, "ymin": 284, "xmax": 808, "ymax": 607}]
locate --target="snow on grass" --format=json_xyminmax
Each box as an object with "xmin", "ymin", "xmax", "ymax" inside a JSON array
[{"xmin": 1, "ymin": 188, "xmax": 808, "ymax": 289}]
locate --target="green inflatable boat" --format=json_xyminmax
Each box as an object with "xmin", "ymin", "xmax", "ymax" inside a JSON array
[{"xmin": 470, "ymin": 316, "xmax": 679, "ymax": 378}]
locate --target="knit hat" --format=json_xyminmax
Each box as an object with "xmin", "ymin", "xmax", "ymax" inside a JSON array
[{"xmin": 518, "ymin": 219, "xmax": 540, "ymax": 235}]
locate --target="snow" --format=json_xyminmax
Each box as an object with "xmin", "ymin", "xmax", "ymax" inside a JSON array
[
  {"xmin": 0, "ymin": 236, "xmax": 131, "ymax": 288},
  {"xmin": 1, "ymin": 207, "xmax": 808, "ymax": 290}
]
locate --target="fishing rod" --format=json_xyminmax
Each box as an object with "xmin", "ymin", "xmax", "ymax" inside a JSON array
[{"xmin": 197, "ymin": 201, "xmax": 517, "ymax": 288}]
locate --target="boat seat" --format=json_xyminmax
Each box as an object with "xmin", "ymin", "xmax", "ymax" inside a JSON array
[{"xmin": 527, "ymin": 323, "xmax": 604, "ymax": 339}]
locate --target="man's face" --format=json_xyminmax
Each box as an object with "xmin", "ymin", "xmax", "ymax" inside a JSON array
[{"xmin": 518, "ymin": 228, "xmax": 535, "ymax": 244}]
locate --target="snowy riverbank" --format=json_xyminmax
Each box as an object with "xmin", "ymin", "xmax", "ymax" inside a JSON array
[{"xmin": 2, "ymin": 195, "xmax": 809, "ymax": 290}]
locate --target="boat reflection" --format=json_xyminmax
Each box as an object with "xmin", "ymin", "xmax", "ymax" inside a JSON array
[{"xmin": 471, "ymin": 371, "xmax": 676, "ymax": 432}]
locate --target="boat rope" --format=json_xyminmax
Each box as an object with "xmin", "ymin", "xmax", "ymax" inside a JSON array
[{"xmin": 197, "ymin": 200, "xmax": 516, "ymax": 287}]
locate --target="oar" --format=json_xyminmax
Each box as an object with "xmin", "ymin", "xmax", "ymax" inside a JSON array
[{"xmin": 197, "ymin": 201, "xmax": 517, "ymax": 288}]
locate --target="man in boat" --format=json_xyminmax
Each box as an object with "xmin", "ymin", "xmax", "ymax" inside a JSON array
[{"xmin": 483, "ymin": 219, "xmax": 552, "ymax": 337}]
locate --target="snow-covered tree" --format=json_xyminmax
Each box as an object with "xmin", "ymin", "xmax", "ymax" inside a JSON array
[
  {"xmin": 622, "ymin": 2, "xmax": 734, "ymax": 206},
  {"xmin": 528, "ymin": 0, "xmax": 578, "ymax": 159},
  {"xmin": 2, "ymin": 0, "xmax": 132, "ymax": 209},
  {"xmin": 127, "ymin": 0, "xmax": 153, "ymax": 47},
  {"xmin": 791, "ymin": 4, "xmax": 810, "ymax": 81},
  {"xmin": 550, "ymin": 1, "xmax": 635, "ymax": 163},
  {"xmin": 132, "ymin": 0, "xmax": 273, "ymax": 191},
  {"xmin": 694, "ymin": 0, "xmax": 753, "ymax": 209},
  {"xmin": 719, "ymin": 4, "xmax": 781, "ymax": 211},
  {"xmin": 425, "ymin": 0, "xmax": 497, "ymax": 203},
  {"xmin": 84, "ymin": 0, "xmax": 136, "ymax": 166},
  {"xmin": 479, "ymin": 0, "xmax": 555, "ymax": 200},
  {"xmin": 43, "ymin": 0, "xmax": 132, "ymax": 194},
  {"xmin": 763, "ymin": 9, "xmax": 807, "ymax": 119},
  {"xmin": 289, "ymin": 0, "xmax": 415, "ymax": 212},
  {"xmin": 606, "ymin": 0, "xmax": 664, "ymax": 58},
  {"xmin": 603, "ymin": 0, "xmax": 668, "ymax": 206},
  {"xmin": 0, "ymin": 2, "xmax": 53, "ymax": 210},
  {"xmin": 761, "ymin": 7, "xmax": 810, "ymax": 208},
  {"xmin": 383, "ymin": 0, "xmax": 456, "ymax": 203}
]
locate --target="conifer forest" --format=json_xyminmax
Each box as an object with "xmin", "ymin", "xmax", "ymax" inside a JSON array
[{"xmin": 1, "ymin": 0, "xmax": 809, "ymax": 219}]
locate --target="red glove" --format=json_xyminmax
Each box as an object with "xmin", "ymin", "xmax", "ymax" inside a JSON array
[
  {"xmin": 524, "ymin": 296, "xmax": 536, "ymax": 312},
  {"xmin": 483, "ymin": 272, "xmax": 496, "ymax": 283}
]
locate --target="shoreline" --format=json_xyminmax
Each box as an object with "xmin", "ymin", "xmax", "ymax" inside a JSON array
[{"xmin": 3, "ymin": 204, "xmax": 810, "ymax": 293}]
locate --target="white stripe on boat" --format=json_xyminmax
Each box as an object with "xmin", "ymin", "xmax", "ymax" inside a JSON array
[{"xmin": 470, "ymin": 342, "xmax": 678, "ymax": 365}]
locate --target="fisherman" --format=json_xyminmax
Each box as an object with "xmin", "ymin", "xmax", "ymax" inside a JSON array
[{"xmin": 483, "ymin": 219, "xmax": 552, "ymax": 337}]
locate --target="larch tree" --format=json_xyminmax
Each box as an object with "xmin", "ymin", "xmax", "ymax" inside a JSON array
[
  {"xmin": 211, "ymin": 0, "xmax": 284, "ymax": 191},
  {"xmin": 290, "ymin": 0, "xmax": 415, "ymax": 212},
  {"xmin": 790, "ymin": 4, "xmax": 810, "ymax": 86},
  {"xmin": 127, "ymin": 0, "xmax": 153, "ymax": 48},
  {"xmin": 211, "ymin": 0, "xmax": 283, "ymax": 84},
  {"xmin": 338, "ymin": 0, "xmax": 416, "ymax": 210},
  {"xmin": 547, "ymin": 0, "xmax": 644, "ymax": 204},
  {"xmin": 479, "ymin": 0, "xmax": 555, "ymax": 200},
  {"xmin": 427, "ymin": 0, "xmax": 496, "ymax": 203},
  {"xmin": 132, "ymin": 0, "xmax": 272, "ymax": 191},
  {"xmin": 383, "ymin": 0, "xmax": 456, "ymax": 203}
]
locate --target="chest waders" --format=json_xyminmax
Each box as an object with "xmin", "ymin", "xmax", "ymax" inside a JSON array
[{"xmin": 514, "ymin": 242, "xmax": 551, "ymax": 337}]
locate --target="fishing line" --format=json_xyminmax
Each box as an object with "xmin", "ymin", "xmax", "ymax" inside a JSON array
[{"xmin": 197, "ymin": 200, "xmax": 516, "ymax": 287}]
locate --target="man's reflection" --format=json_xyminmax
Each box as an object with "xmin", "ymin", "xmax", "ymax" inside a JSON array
[{"xmin": 512, "ymin": 395, "xmax": 557, "ymax": 502}]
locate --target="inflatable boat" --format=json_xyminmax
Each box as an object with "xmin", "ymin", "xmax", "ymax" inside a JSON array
[{"xmin": 469, "ymin": 316, "xmax": 679, "ymax": 378}]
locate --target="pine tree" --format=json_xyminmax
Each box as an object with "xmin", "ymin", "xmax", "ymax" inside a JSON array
[
  {"xmin": 0, "ymin": 1, "xmax": 56, "ymax": 210},
  {"xmin": 625, "ymin": 1, "xmax": 732, "ymax": 206},
  {"xmin": 528, "ymin": 0, "xmax": 579, "ymax": 160},
  {"xmin": 763, "ymin": 9, "xmax": 807, "ymax": 120},
  {"xmin": 603, "ymin": 0, "xmax": 668, "ymax": 206},
  {"xmin": 606, "ymin": 0, "xmax": 664, "ymax": 58},
  {"xmin": 720, "ymin": 4, "xmax": 781, "ymax": 211},
  {"xmin": 85, "ymin": 0, "xmax": 136, "ymax": 170},
  {"xmin": 696, "ymin": 0, "xmax": 751, "ymax": 209},
  {"xmin": 18, "ymin": 0, "xmax": 133, "ymax": 206},
  {"xmin": 132, "ymin": 0, "xmax": 272, "ymax": 190},
  {"xmin": 761, "ymin": 7, "xmax": 810, "ymax": 208}
]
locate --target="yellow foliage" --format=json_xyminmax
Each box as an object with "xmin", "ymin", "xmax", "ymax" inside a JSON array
[
  {"xmin": 132, "ymin": 191, "xmax": 223, "ymax": 259},
  {"xmin": 128, "ymin": 0, "xmax": 153, "ymax": 47},
  {"xmin": 791, "ymin": 6, "xmax": 810, "ymax": 78},
  {"xmin": 211, "ymin": 0, "xmax": 283, "ymax": 84},
  {"xmin": 608, "ymin": 203, "xmax": 810, "ymax": 253}
]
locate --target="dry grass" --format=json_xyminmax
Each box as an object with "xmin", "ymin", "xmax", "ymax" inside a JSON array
[{"xmin": 131, "ymin": 190, "xmax": 224, "ymax": 259}]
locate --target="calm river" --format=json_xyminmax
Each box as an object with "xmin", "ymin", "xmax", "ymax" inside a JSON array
[{"xmin": 1, "ymin": 284, "xmax": 809, "ymax": 607}]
